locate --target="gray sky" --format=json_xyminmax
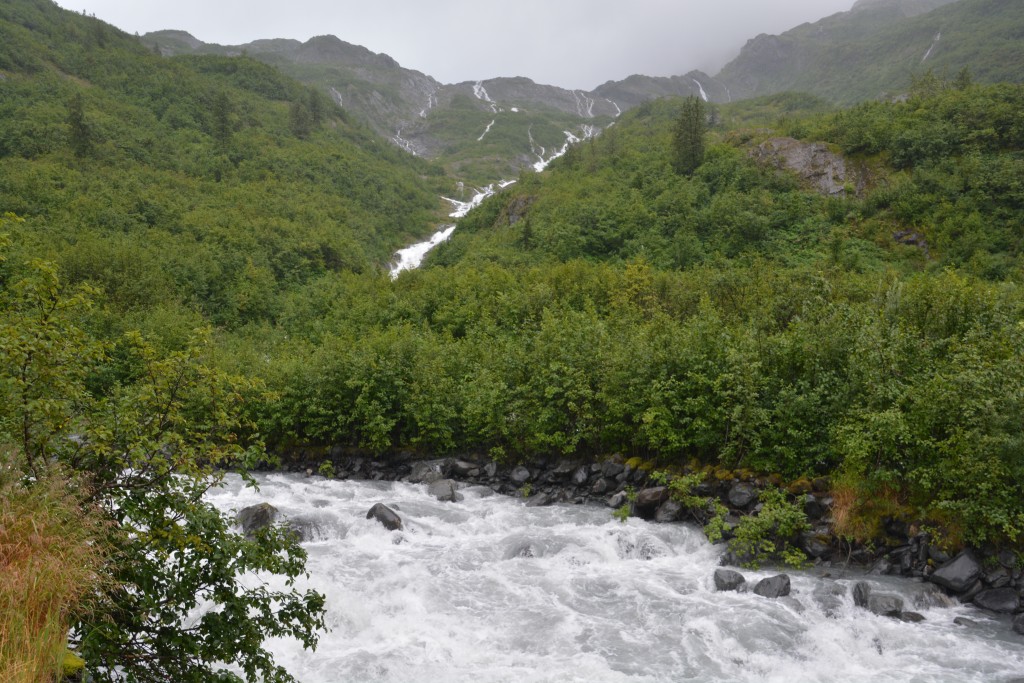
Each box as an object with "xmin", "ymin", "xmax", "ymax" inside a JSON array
[{"xmin": 56, "ymin": 0, "xmax": 856, "ymax": 90}]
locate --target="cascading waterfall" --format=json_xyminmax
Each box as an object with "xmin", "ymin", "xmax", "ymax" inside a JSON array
[{"xmin": 208, "ymin": 474, "xmax": 1024, "ymax": 683}]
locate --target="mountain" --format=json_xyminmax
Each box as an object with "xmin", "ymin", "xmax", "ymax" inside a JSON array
[
  {"xmin": 715, "ymin": 0, "xmax": 1024, "ymax": 104},
  {"xmin": 141, "ymin": 31, "xmax": 714, "ymax": 183}
]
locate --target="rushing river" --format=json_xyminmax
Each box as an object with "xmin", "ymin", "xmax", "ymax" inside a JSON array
[{"xmin": 208, "ymin": 474, "xmax": 1024, "ymax": 683}]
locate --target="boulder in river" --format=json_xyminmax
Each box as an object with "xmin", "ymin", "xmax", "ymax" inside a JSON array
[
  {"xmin": 1013, "ymin": 613, "xmax": 1024, "ymax": 636},
  {"xmin": 366, "ymin": 503, "xmax": 403, "ymax": 531},
  {"xmin": 237, "ymin": 502, "xmax": 279, "ymax": 536},
  {"xmin": 408, "ymin": 460, "xmax": 444, "ymax": 484},
  {"xmin": 867, "ymin": 593, "xmax": 904, "ymax": 617},
  {"xmin": 928, "ymin": 549, "xmax": 982, "ymax": 593},
  {"xmin": 427, "ymin": 479, "xmax": 464, "ymax": 503},
  {"xmin": 973, "ymin": 587, "xmax": 1020, "ymax": 614},
  {"xmin": 714, "ymin": 568, "xmax": 746, "ymax": 592},
  {"xmin": 753, "ymin": 574, "xmax": 791, "ymax": 599}
]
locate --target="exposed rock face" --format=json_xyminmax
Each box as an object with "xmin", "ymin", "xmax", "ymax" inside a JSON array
[
  {"xmin": 366, "ymin": 503, "xmax": 403, "ymax": 531},
  {"xmin": 237, "ymin": 502, "xmax": 279, "ymax": 536},
  {"xmin": 750, "ymin": 137, "xmax": 862, "ymax": 197},
  {"xmin": 928, "ymin": 550, "xmax": 983, "ymax": 593},
  {"xmin": 714, "ymin": 568, "xmax": 746, "ymax": 592},
  {"xmin": 753, "ymin": 574, "xmax": 791, "ymax": 598}
]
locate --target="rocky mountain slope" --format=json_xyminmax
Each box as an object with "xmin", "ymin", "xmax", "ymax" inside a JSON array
[
  {"xmin": 142, "ymin": 30, "xmax": 714, "ymax": 183},
  {"xmin": 715, "ymin": 0, "xmax": 1023, "ymax": 104},
  {"xmin": 144, "ymin": 0, "xmax": 1022, "ymax": 180}
]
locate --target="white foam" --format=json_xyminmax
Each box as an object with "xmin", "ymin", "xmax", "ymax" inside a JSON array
[{"xmin": 206, "ymin": 474, "xmax": 1024, "ymax": 682}]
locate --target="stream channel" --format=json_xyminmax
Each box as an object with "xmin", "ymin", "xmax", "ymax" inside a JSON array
[{"xmin": 208, "ymin": 473, "xmax": 1024, "ymax": 682}]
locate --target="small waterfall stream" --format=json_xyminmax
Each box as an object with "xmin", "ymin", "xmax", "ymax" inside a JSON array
[{"xmin": 208, "ymin": 474, "xmax": 1024, "ymax": 683}]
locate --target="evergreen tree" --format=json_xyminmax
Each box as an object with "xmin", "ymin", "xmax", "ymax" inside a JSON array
[
  {"xmin": 66, "ymin": 93, "xmax": 93, "ymax": 158},
  {"xmin": 672, "ymin": 96, "xmax": 705, "ymax": 176},
  {"xmin": 289, "ymin": 100, "xmax": 312, "ymax": 139}
]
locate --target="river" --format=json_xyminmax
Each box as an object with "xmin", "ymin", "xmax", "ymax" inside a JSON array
[{"xmin": 208, "ymin": 474, "xmax": 1024, "ymax": 683}]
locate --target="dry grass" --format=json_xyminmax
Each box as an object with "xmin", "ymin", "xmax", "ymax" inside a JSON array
[
  {"xmin": 831, "ymin": 479, "xmax": 906, "ymax": 543},
  {"xmin": 0, "ymin": 462, "xmax": 107, "ymax": 683}
]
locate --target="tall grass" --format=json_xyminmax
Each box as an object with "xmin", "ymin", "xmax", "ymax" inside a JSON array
[{"xmin": 0, "ymin": 458, "xmax": 106, "ymax": 683}]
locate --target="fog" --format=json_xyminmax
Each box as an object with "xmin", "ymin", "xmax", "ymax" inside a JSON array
[{"xmin": 57, "ymin": 0, "xmax": 856, "ymax": 89}]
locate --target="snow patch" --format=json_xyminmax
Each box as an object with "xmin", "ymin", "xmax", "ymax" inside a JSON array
[{"xmin": 606, "ymin": 98, "xmax": 622, "ymax": 117}]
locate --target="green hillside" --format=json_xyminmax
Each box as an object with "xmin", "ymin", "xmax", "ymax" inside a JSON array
[
  {"xmin": 717, "ymin": 0, "xmax": 1024, "ymax": 104},
  {"xmin": 0, "ymin": 0, "xmax": 451, "ymax": 331}
]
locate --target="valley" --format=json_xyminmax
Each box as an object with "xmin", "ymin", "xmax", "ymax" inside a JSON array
[{"xmin": 2, "ymin": 0, "xmax": 1024, "ymax": 681}]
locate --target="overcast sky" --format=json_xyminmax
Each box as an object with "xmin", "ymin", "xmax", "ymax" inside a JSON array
[{"xmin": 55, "ymin": 0, "xmax": 856, "ymax": 90}]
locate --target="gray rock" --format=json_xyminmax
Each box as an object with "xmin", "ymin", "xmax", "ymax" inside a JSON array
[
  {"xmin": 655, "ymin": 500, "xmax": 684, "ymax": 523},
  {"xmin": 803, "ymin": 494, "xmax": 825, "ymax": 521},
  {"xmin": 928, "ymin": 550, "xmax": 982, "ymax": 593},
  {"xmin": 483, "ymin": 462, "xmax": 498, "ymax": 478},
  {"xmin": 954, "ymin": 617, "xmax": 979, "ymax": 628},
  {"xmin": 366, "ymin": 503, "xmax": 403, "ymax": 531},
  {"xmin": 607, "ymin": 491, "xmax": 629, "ymax": 509},
  {"xmin": 427, "ymin": 479, "xmax": 464, "ymax": 503},
  {"xmin": 571, "ymin": 465, "xmax": 590, "ymax": 487},
  {"xmin": 727, "ymin": 483, "xmax": 759, "ymax": 509},
  {"xmin": 510, "ymin": 466, "xmax": 532, "ymax": 486},
  {"xmin": 853, "ymin": 581, "xmax": 871, "ymax": 608},
  {"xmin": 408, "ymin": 461, "xmax": 444, "ymax": 484},
  {"xmin": 602, "ymin": 462, "xmax": 625, "ymax": 478},
  {"xmin": 237, "ymin": 502, "xmax": 279, "ymax": 536},
  {"xmin": 630, "ymin": 485, "xmax": 671, "ymax": 518},
  {"xmin": 801, "ymin": 531, "xmax": 832, "ymax": 559},
  {"xmin": 753, "ymin": 574, "xmax": 791, "ymax": 599},
  {"xmin": 973, "ymin": 587, "xmax": 1020, "ymax": 614},
  {"xmin": 998, "ymin": 549, "xmax": 1017, "ymax": 569},
  {"xmin": 591, "ymin": 477, "xmax": 609, "ymax": 495},
  {"xmin": 958, "ymin": 579, "xmax": 985, "ymax": 604},
  {"xmin": 714, "ymin": 568, "xmax": 746, "ymax": 592},
  {"xmin": 867, "ymin": 593, "xmax": 904, "ymax": 617},
  {"xmin": 1013, "ymin": 613, "xmax": 1024, "ymax": 636},
  {"xmin": 525, "ymin": 492, "xmax": 553, "ymax": 507},
  {"xmin": 898, "ymin": 612, "xmax": 926, "ymax": 623},
  {"xmin": 283, "ymin": 517, "xmax": 327, "ymax": 542},
  {"xmin": 910, "ymin": 582, "xmax": 956, "ymax": 609},
  {"xmin": 451, "ymin": 460, "xmax": 477, "ymax": 477}
]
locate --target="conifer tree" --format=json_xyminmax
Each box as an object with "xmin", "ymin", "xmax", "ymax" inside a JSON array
[{"xmin": 672, "ymin": 96, "xmax": 705, "ymax": 176}]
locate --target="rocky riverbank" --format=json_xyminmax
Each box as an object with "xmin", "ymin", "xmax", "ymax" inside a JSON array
[{"xmin": 263, "ymin": 449, "xmax": 1024, "ymax": 637}]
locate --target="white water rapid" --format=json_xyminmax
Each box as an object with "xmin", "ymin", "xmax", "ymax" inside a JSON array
[
  {"xmin": 922, "ymin": 32, "xmax": 942, "ymax": 63},
  {"xmin": 692, "ymin": 78, "xmax": 709, "ymax": 103},
  {"xmin": 209, "ymin": 474, "xmax": 1024, "ymax": 683},
  {"xmin": 531, "ymin": 125, "xmax": 597, "ymax": 172},
  {"xmin": 389, "ymin": 181, "xmax": 516, "ymax": 277}
]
